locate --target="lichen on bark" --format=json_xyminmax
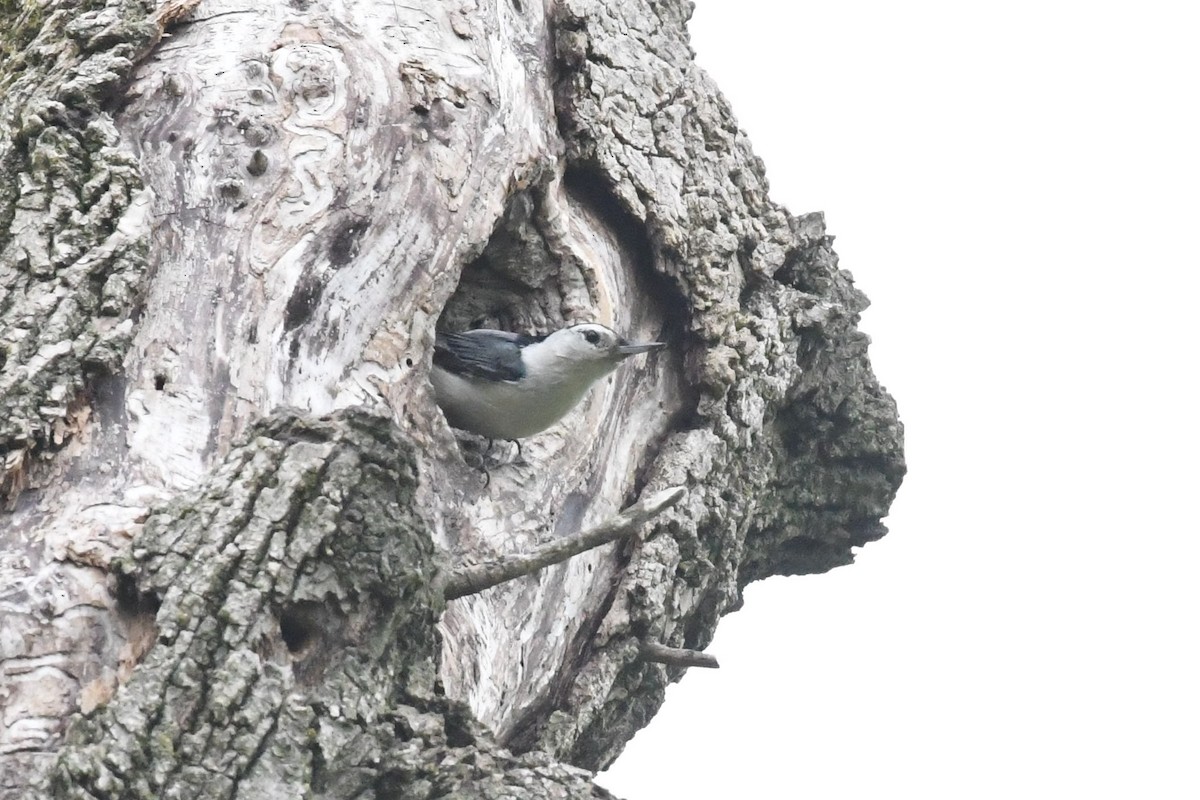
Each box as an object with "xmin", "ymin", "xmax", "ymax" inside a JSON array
[{"xmin": 0, "ymin": 0, "xmax": 158, "ymax": 501}]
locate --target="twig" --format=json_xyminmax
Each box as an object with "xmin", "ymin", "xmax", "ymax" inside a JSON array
[
  {"xmin": 640, "ymin": 640, "xmax": 720, "ymax": 669},
  {"xmin": 444, "ymin": 486, "xmax": 686, "ymax": 600}
]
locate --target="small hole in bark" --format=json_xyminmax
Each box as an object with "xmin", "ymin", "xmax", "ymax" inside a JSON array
[
  {"xmin": 393, "ymin": 717, "xmax": 413, "ymax": 741},
  {"xmin": 217, "ymin": 178, "xmax": 243, "ymax": 200},
  {"xmin": 443, "ymin": 710, "xmax": 475, "ymax": 747},
  {"xmin": 510, "ymin": 0, "xmax": 523, "ymax": 11},
  {"xmin": 153, "ymin": 373, "xmax": 167, "ymax": 391},
  {"xmin": 405, "ymin": 357, "xmax": 414, "ymax": 368},
  {"xmin": 280, "ymin": 602, "xmax": 323, "ymax": 655},
  {"xmin": 247, "ymin": 149, "xmax": 269, "ymax": 176},
  {"xmin": 115, "ymin": 571, "xmax": 161, "ymax": 617}
]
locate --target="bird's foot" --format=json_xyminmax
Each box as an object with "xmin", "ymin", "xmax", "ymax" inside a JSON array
[
  {"xmin": 459, "ymin": 445, "xmax": 492, "ymax": 487},
  {"xmin": 483, "ymin": 438, "xmax": 524, "ymax": 466}
]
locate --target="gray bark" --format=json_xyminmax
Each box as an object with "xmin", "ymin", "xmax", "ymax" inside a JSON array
[{"xmin": 0, "ymin": 0, "xmax": 905, "ymax": 797}]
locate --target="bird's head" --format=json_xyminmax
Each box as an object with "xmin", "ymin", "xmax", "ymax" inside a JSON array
[
  {"xmin": 548, "ymin": 323, "xmax": 662, "ymax": 361},
  {"xmin": 529, "ymin": 323, "xmax": 664, "ymax": 382}
]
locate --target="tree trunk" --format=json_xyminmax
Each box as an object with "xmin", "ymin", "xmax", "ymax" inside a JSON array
[{"xmin": 0, "ymin": 0, "xmax": 905, "ymax": 797}]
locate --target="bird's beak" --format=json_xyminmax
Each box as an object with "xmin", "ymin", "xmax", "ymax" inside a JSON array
[{"xmin": 616, "ymin": 340, "xmax": 666, "ymax": 357}]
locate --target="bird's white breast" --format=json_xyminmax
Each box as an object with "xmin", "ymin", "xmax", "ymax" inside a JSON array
[{"xmin": 429, "ymin": 363, "xmax": 609, "ymax": 440}]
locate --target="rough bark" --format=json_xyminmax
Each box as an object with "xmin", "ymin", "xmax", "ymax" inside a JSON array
[
  {"xmin": 0, "ymin": 0, "xmax": 159, "ymax": 502},
  {"xmin": 0, "ymin": 0, "xmax": 904, "ymax": 796},
  {"xmin": 48, "ymin": 409, "xmax": 614, "ymax": 799}
]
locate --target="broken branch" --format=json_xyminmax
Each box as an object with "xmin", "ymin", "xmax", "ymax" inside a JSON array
[{"xmin": 640, "ymin": 640, "xmax": 720, "ymax": 669}]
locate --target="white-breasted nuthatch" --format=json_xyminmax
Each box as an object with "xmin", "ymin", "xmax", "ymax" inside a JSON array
[{"xmin": 430, "ymin": 322, "xmax": 664, "ymax": 441}]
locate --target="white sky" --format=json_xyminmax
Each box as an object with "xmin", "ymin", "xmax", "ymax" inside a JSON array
[{"xmin": 600, "ymin": 1, "xmax": 1199, "ymax": 797}]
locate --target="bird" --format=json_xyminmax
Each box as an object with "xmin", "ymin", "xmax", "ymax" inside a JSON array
[{"xmin": 430, "ymin": 322, "xmax": 664, "ymax": 441}]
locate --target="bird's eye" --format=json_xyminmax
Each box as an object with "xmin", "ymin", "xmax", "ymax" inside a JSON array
[{"xmin": 583, "ymin": 329, "xmax": 601, "ymax": 345}]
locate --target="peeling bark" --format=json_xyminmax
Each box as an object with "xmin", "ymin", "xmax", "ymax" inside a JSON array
[{"xmin": 1, "ymin": 0, "xmax": 904, "ymax": 796}]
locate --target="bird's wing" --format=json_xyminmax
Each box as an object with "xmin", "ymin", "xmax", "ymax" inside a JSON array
[{"xmin": 433, "ymin": 329, "xmax": 543, "ymax": 382}]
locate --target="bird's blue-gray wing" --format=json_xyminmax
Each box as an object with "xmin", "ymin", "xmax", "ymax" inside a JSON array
[{"xmin": 433, "ymin": 329, "xmax": 540, "ymax": 382}]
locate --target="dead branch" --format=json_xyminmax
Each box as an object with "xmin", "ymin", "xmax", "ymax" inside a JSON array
[
  {"xmin": 640, "ymin": 640, "xmax": 720, "ymax": 669},
  {"xmin": 444, "ymin": 486, "xmax": 686, "ymax": 601}
]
